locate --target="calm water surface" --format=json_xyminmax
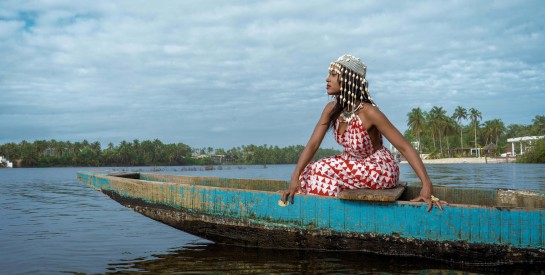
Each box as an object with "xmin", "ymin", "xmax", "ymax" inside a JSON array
[{"xmin": 1, "ymin": 164, "xmax": 544, "ymax": 274}]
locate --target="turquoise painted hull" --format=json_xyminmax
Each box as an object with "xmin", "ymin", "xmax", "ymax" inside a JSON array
[{"xmin": 77, "ymin": 171, "xmax": 545, "ymax": 265}]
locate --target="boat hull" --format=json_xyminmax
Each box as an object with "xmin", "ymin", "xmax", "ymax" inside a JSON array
[{"xmin": 78, "ymin": 171, "xmax": 545, "ymax": 265}]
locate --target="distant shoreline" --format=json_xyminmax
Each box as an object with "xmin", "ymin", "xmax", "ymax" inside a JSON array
[{"xmin": 401, "ymin": 157, "xmax": 516, "ymax": 164}]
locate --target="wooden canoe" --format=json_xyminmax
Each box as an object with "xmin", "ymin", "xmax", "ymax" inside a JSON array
[{"xmin": 77, "ymin": 171, "xmax": 545, "ymax": 265}]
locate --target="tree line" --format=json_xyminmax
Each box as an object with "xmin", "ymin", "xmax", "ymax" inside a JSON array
[
  {"xmin": 1, "ymin": 108, "xmax": 543, "ymax": 167},
  {"xmin": 0, "ymin": 139, "xmax": 341, "ymax": 167},
  {"xmin": 405, "ymin": 106, "xmax": 544, "ymax": 161}
]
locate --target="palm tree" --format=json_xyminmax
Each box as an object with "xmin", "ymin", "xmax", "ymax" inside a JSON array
[
  {"xmin": 481, "ymin": 120, "xmax": 504, "ymax": 156},
  {"xmin": 442, "ymin": 117, "xmax": 458, "ymax": 157},
  {"xmin": 102, "ymin": 142, "xmax": 116, "ymax": 166},
  {"xmin": 33, "ymin": 140, "xmax": 48, "ymax": 157},
  {"xmin": 482, "ymin": 120, "xmax": 493, "ymax": 145},
  {"xmin": 118, "ymin": 140, "xmax": 130, "ymax": 165},
  {"xmin": 487, "ymin": 119, "xmax": 505, "ymax": 146},
  {"xmin": 469, "ymin": 108, "xmax": 482, "ymax": 149},
  {"xmin": 425, "ymin": 112, "xmax": 436, "ymax": 150},
  {"xmin": 452, "ymin": 106, "xmax": 467, "ymax": 153},
  {"xmin": 428, "ymin": 106, "xmax": 448, "ymax": 157},
  {"xmin": 20, "ymin": 140, "xmax": 37, "ymax": 166},
  {"xmin": 407, "ymin": 107, "xmax": 426, "ymax": 153},
  {"xmin": 531, "ymin": 115, "xmax": 545, "ymax": 135}
]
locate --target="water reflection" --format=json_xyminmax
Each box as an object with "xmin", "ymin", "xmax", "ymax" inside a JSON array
[{"xmin": 107, "ymin": 242, "xmax": 544, "ymax": 274}]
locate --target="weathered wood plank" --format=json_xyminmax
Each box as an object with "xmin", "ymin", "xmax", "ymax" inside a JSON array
[{"xmin": 337, "ymin": 184, "xmax": 406, "ymax": 202}]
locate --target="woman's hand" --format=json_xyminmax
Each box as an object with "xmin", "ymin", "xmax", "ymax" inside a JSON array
[
  {"xmin": 282, "ymin": 179, "xmax": 300, "ymax": 205},
  {"xmin": 410, "ymin": 184, "xmax": 448, "ymax": 212}
]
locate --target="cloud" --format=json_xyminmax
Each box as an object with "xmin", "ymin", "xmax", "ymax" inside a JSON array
[{"xmin": 0, "ymin": 0, "xmax": 544, "ymax": 149}]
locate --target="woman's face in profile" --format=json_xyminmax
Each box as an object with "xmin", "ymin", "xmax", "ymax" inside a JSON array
[{"xmin": 326, "ymin": 70, "xmax": 341, "ymax": 95}]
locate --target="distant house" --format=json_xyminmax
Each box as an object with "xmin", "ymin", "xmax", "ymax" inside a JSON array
[
  {"xmin": 0, "ymin": 156, "xmax": 13, "ymax": 168},
  {"xmin": 192, "ymin": 153, "xmax": 211, "ymax": 159},
  {"xmin": 506, "ymin": 135, "xmax": 545, "ymax": 156},
  {"xmin": 191, "ymin": 153, "xmax": 235, "ymax": 163},
  {"xmin": 483, "ymin": 143, "xmax": 497, "ymax": 155}
]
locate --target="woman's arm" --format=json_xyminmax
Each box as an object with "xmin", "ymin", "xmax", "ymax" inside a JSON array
[
  {"xmin": 361, "ymin": 106, "xmax": 445, "ymax": 212},
  {"xmin": 282, "ymin": 102, "xmax": 335, "ymax": 204}
]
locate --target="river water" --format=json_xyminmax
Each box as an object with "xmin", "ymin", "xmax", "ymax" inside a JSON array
[{"xmin": 1, "ymin": 164, "xmax": 544, "ymax": 274}]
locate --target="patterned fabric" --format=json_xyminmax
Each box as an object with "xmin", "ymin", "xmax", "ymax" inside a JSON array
[{"xmin": 299, "ymin": 116, "xmax": 399, "ymax": 196}]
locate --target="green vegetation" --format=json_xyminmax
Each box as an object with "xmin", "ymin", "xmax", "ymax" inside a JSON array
[
  {"xmin": 405, "ymin": 107, "xmax": 544, "ymax": 162},
  {"xmin": 0, "ymin": 139, "xmax": 341, "ymax": 167},
  {"xmin": 518, "ymin": 138, "xmax": 545, "ymax": 163},
  {"xmin": 2, "ymin": 109, "xmax": 543, "ymax": 166}
]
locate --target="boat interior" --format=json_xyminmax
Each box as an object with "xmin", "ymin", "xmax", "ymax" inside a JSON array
[{"xmin": 106, "ymin": 172, "xmax": 545, "ymax": 209}]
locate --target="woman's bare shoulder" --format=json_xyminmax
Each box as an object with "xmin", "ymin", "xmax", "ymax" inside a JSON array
[
  {"xmin": 323, "ymin": 101, "xmax": 337, "ymax": 113},
  {"xmin": 360, "ymin": 103, "xmax": 381, "ymax": 116},
  {"xmin": 359, "ymin": 103, "xmax": 389, "ymax": 125}
]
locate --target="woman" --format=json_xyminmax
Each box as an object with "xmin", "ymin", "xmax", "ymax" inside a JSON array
[{"xmin": 282, "ymin": 54, "xmax": 445, "ymax": 212}]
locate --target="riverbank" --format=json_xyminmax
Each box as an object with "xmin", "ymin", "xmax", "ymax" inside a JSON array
[{"xmin": 401, "ymin": 157, "xmax": 516, "ymax": 164}]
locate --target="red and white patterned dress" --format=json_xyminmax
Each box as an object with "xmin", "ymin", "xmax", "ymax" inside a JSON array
[{"xmin": 299, "ymin": 116, "xmax": 400, "ymax": 196}]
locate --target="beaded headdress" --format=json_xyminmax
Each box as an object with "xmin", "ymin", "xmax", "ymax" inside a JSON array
[{"xmin": 329, "ymin": 54, "xmax": 376, "ymax": 121}]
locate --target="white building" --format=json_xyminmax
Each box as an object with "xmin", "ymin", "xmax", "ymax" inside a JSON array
[
  {"xmin": 0, "ymin": 156, "xmax": 13, "ymax": 168},
  {"xmin": 506, "ymin": 135, "xmax": 545, "ymax": 156}
]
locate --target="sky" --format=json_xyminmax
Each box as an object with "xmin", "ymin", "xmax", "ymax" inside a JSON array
[{"xmin": 1, "ymin": 0, "xmax": 544, "ymax": 150}]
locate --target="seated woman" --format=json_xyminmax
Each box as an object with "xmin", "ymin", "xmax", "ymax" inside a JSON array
[{"xmin": 282, "ymin": 54, "xmax": 445, "ymax": 212}]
